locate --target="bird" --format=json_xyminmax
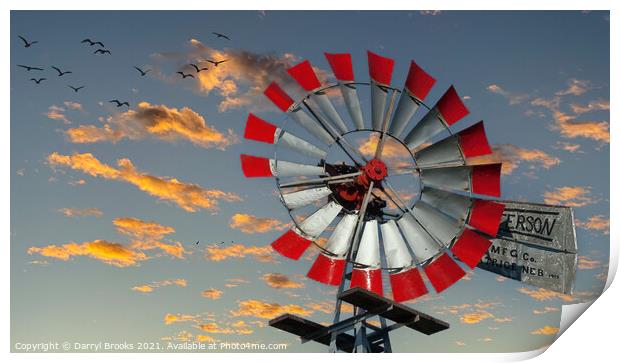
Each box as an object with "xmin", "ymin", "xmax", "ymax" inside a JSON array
[
  {"xmin": 18, "ymin": 35, "xmax": 38, "ymax": 48},
  {"xmin": 189, "ymin": 63, "xmax": 208, "ymax": 72},
  {"xmin": 94, "ymin": 49, "xmax": 111, "ymax": 55},
  {"xmin": 176, "ymin": 71, "xmax": 194, "ymax": 79},
  {"xmin": 17, "ymin": 64, "xmax": 44, "ymax": 71},
  {"xmin": 207, "ymin": 59, "xmax": 229, "ymax": 67},
  {"xmin": 109, "ymin": 99, "xmax": 130, "ymax": 107},
  {"xmin": 30, "ymin": 78, "xmax": 46, "ymax": 84},
  {"xmin": 51, "ymin": 66, "xmax": 72, "ymax": 76},
  {"xmin": 68, "ymin": 85, "xmax": 85, "ymax": 93},
  {"xmin": 212, "ymin": 32, "xmax": 230, "ymax": 40},
  {"xmin": 195, "ymin": 241, "xmax": 200, "ymax": 245},
  {"xmin": 81, "ymin": 38, "xmax": 105, "ymax": 47},
  {"xmin": 133, "ymin": 66, "xmax": 150, "ymax": 76}
]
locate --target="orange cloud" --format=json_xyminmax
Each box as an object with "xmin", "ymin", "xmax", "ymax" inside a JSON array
[
  {"xmin": 578, "ymin": 256, "xmax": 603, "ymax": 270},
  {"xmin": 229, "ymin": 214, "xmax": 286, "ymax": 234},
  {"xmin": 224, "ymin": 278, "xmax": 250, "ymax": 288},
  {"xmin": 555, "ymin": 142, "xmax": 582, "ymax": 153},
  {"xmin": 57, "ymin": 207, "xmax": 103, "ymax": 218},
  {"xmin": 358, "ymin": 134, "xmax": 414, "ymax": 169},
  {"xmin": 66, "ymin": 102, "xmax": 238, "ymax": 150},
  {"xmin": 45, "ymin": 105, "xmax": 71, "ymax": 124},
  {"xmin": 48, "ymin": 152, "xmax": 241, "ymax": 212},
  {"xmin": 460, "ymin": 311, "xmax": 494, "ymax": 325},
  {"xmin": 164, "ymin": 313, "xmax": 200, "ymax": 325},
  {"xmin": 570, "ymin": 100, "xmax": 610, "ymax": 114},
  {"xmin": 205, "ymin": 244, "xmax": 274, "ymax": 262},
  {"xmin": 230, "ymin": 300, "xmax": 313, "ymax": 319},
  {"xmin": 196, "ymin": 323, "xmax": 233, "ymax": 334},
  {"xmin": 28, "ymin": 240, "xmax": 147, "ymax": 267},
  {"xmin": 543, "ymin": 186, "xmax": 594, "ymax": 207},
  {"xmin": 201, "ymin": 288, "xmax": 223, "ymax": 299},
  {"xmin": 261, "ymin": 273, "xmax": 304, "ymax": 289},
  {"xmin": 468, "ymin": 144, "xmax": 560, "ymax": 175},
  {"xmin": 531, "ymin": 326, "xmax": 560, "ymax": 335},
  {"xmin": 112, "ymin": 217, "xmax": 188, "ymax": 259},
  {"xmin": 533, "ymin": 307, "xmax": 560, "ymax": 315},
  {"xmin": 132, "ymin": 279, "xmax": 187, "ymax": 293},
  {"xmin": 576, "ymin": 215, "xmax": 610, "ymax": 235},
  {"xmin": 517, "ymin": 287, "xmax": 573, "ymax": 302},
  {"xmin": 555, "ymin": 79, "xmax": 591, "ymax": 96}
]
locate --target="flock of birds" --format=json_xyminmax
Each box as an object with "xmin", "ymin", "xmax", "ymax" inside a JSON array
[{"xmin": 16, "ymin": 31, "xmax": 232, "ymax": 108}]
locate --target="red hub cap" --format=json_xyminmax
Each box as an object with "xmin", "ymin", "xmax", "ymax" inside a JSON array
[{"xmin": 363, "ymin": 159, "xmax": 388, "ymax": 182}]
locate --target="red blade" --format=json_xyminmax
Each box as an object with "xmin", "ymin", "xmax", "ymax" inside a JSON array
[
  {"xmin": 468, "ymin": 200, "xmax": 505, "ymax": 237},
  {"xmin": 367, "ymin": 51, "xmax": 394, "ymax": 86},
  {"xmin": 287, "ymin": 60, "xmax": 322, "ymax": 92},
  {"xmin": 240, "ymin": 154, "xmax": 272, "ymax": 178},
  {"xmin": 350, "ymin": 268, "xmax": 383, "ymax": 296},
  {"xmin": 324, "ymin": 52, "xmax": 354, "ymax": 82},
  {"xmin": 307, "ymin": 253, "xmax": 346, "ymax": 286},
  {"xmin": 435, "ymin": 86, "xmax": 469, "ymax": 125},
  {"xmin": 472, "ymin": 164, "xmax": 502, "ymax": 197},
  {"xmin": 244, "ymin": 113, "xmax": 278, "ymax": 144},
  {"xmin": 458, "ymin": 121, "xmax": 492, "ymax": 158},
  {"xmin": 271, "ymin": 229, "xmax": 312, "ymax": 260},
  {"xmin": 264, "ymin": 82, "xmax": 294, "ymax": 112},
  {"xmin": 389, "ymin": 268, "xmax": 428, "ymax": 302},
  {"xmin": 423, "ymin": 253, "xmax": 466, "ymax": 293},
  {"xmin": 450, "ymin": 228, "xmax": 493, "ymax": 269},
  {"xmin": 404, "ymin": 61, "xmax": 436, "ymax": 100}
]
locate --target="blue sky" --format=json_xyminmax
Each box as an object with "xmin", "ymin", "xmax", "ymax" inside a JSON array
[{"xmin": 11, "ymin": 10, "xmax": 609, "ymax": 352}]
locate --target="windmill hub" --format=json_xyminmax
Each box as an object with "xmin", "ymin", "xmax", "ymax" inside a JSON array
[{"xmin": 363, "ymin": 159, "xmax": 388, "ymax": 182}]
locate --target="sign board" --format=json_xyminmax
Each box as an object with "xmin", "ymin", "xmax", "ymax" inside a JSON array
[{"xmin": 477, "ymin": 201, "xmax": 578, "ymax": 294}]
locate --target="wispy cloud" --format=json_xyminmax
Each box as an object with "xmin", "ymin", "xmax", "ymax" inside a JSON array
[
  {"xmin": 57, "ymin": 207, "xmax": 103, "ymax": 218},
  {"xmin": 531, "ymin": 326, "xmax": 559, "ymax": 335},
  {"xmin": 230, "ymin": 300, "xmax": 312, "ymax": 319},
  {"xmin": 533, "ymin": 306, "xmax": 560, "ymax": 315},
  {"xmin": 48, "ymin": 152, "xmax": 241, "ymax": 212},
  {"xmin": 45, "ymin": 105, "xmax": 71, "ymax": 124},
  {"xmin": 114, "ymin": 217, "xmax": 187, "ymax": 259},
  {"xmin": 28, "ymin": 240, "xmax": 147, "ymax": 267},
  {"xmin": 66, "ymin": 102, "xmax": 238, "ymax": 150},
  {"xmin": 132, "ymin": 279, "xmax": 187, "ymax": 293},
  {"xmin": 555, "ymin": 79, "xmax": 591, "ymax": 96},
  {"xmin": 576, "ymin": 215, "xmax": 610, "ymax": 235},
  {"xmin": 570, "ymin": 100, "xmax": 610, "ymax": 114},
  {"xmin": 543, "ymin": 186, "xmax": 595, "ymax": 207},
  {"xmin": 229, "ymin": 213, "xmax": 286, "ymax": 234},
  {"xmin": 261, "ymin": 273, "xmax": 304, "ymax": 289},
  {"xmin": 164, "ymin": 313, "xmax": 200, "ymax": 325},
  {"xmin": 486, "ymin": 84, "xmax": 528, "ymax": 105},
  {"xmin": 468, "ymin": 144, "xmax": 560, "ymax": 175},
  {"xmin": 205, "ymin": 244, "xmax": 274, "ymax": 262},
  {"xmin": 578, "ymin": 256, "xmax": 603, "ymax": 270},
  {"xmin": 517, "ymin": 287, "xmax": 573, "ymax": 302},
  {"xmin": 201, "ymin": 288, "xmax": 223, "ymax": 299}
]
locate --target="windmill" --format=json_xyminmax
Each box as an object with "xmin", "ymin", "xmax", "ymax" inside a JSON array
[{"xmin": 239, "ymin": 51, "xmax": 577, "ymax": 352}]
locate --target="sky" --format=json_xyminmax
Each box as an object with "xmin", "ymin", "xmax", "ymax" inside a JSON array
[{"xmin": 10, "ymin": 10, "xmax": 610, "ymax": 353}]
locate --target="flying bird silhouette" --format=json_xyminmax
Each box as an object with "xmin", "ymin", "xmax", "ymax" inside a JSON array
[
  {"xmin": 17, "ymin": 64, "xmax": 44, "ymax": 71},
  {"xmin": 133, "ymin": 66, "xmax": 150, "ymax": 76},
  {"xmin": 212, "ymin": 32, "xmax": 230, "ymax": 40},
  {"xmin": 176, "ymin": 71, "xmax": 194, "ymax": 79},
  {"xmin": 51, "ymin": 66, "xmax": 72, "ymax": 76},
  {"xmin": 94, "ymin": 49, "xmax": 111, "ymax": 55},
  {"xmin": 18, "ymin": 35, "xmax": 38, "ymax": 47},
  {"xmin": 109, "ymin": 100, "xmax": 130, "ymax": 107},
  {"xmin": 30, "ymin": 78, "xmax": 46, "ymax": 84},
  {"xmin": 207, "ymin": 59, "xmax": 229, "ymax": 67},
  {"xmin": 68, "ymin": 85, "xmax": 85, "ymax": 93},
  {"xmin": 81, "ymin": 38, "xmax": 105, "ymax": 47},
  {"xmin": 189, "ymin": 63, "xmax": 208, "ymax": 72}
]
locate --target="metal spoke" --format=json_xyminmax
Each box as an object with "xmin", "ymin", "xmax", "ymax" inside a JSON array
[
  {"xmin": 280, "ymin": 171, "xmax": 362, "ymax": 188},
  {"xmin": 374, "ymin": 89, "xmax": 399, "ymax": 160}
]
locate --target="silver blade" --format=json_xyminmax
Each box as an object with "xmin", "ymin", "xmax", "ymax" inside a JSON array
[
  {"xmin": 281, "ymin": 186, "xmax": 332, "ymax": 209},
  {"xmin": 322, "ymin": 212, "xmax": 358, "ymax": 257},
  {"xmin": 278, "ymin": 131, "xmax": 328, "ymax": 159},
  {"xmin": 411, "ymin": 200, "xmax": 463, "ymax": 247},
  {"xmin": 381, "ymin": 220, "xmax": 414, "ymax": 269},
  {"xmin": 298, "ymin": 201, "xmax": 342, "ymax": 238},
  {"xmin": 397, "ymin": 213, "xmax": 442, "ymax": 263}
]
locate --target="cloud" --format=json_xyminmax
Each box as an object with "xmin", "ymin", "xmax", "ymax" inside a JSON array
[
  {"xmin": 358, "ymin": 134, "xmax": 414, "ymax": 169},
  {"xmin": 261, "ymin": 273, "xmax": 304, "ymax": 289},
  {"xmin": 230, "ymin": 300, "xmax": 313, "ymax": 319},
  {"xmin": 132, "ymin": 279, "xmax": 187, "ymax": 293},
  {"xmin": 486, "ymin": 84, "xmax": 528, "ymax": 105},
  {"xmin": 533, "ymin": 307, "xmax": 560, "ymax": 315},
  {"xmin": 45, "ymin": 105, "xmax": 71, "ymax": 124},
  {"xmin": 229, "ymin": 213, "xmax": 286, "ymax": 234},
  {"xmin": 576, "ymin": 215, "xmax": 610, "ymax": 235},
  {"xmin": 543, "ymin": 186, "xmax": 594, "ymax": 207},
  {"xmin": 28, "ymin": 240, "xmax": 147, "ymax": 267},
  {"xmin": 224, "ymin": 278, "xmax": 249, "ymax": 288},
  {"xmin": 47, "ymin": 152, "xmax": 241, "ymax": 212},
  {"xmin": 554, "ymin": 141, "xmax": 582, "ymax": 153},
  {"xmin": 578, "ymin": 256, "xmax": 603, "ymax": 270},
  {"xmin": 205, "ymin": 244, "xmax": 274, "ymax": 262},
  {"xmin": 460, "ymin": 311, "xmax": 494, "ymax": 325},
  {"xmin": 113, "ymin": 217, "xmax": 187, "ymax": 259},
  {"xmin": 57, "ymin": 207, "xmax": 103, "ymax": 218},
  {"xmin": 196, "ymin": 323, "xmax": 233, "ymax": 334},
  {"xmin": 201, "ymin": 288, "xmax": 223, "ymax": 299},
  {"xmin": 63, "ymin": 101, "xmax": 83, "ymax": 111},
  {"xmin": 570, "ymin": 100, "xmax": 610, "ymax": 114},
  {"xmin": 66, "ymin": 102, "xmax": 238, "ymax": 150},
  {"xmin": 517, "ymin": 287, "xmax": 573, "ymax": 302},
  {"xmin": 555, "ymin": 79, "xmax": 591, "ymax": 96},
  {"xmin": 531, "ymin": 326, "xmax": 559, "ymax": 335},
  {"xmin": 493, "ymin": 317, "xmax": 513, "ymax": 323},
  {"xmin": 164, "ymin": 313, "xmax": 200, "ymax": 325},
  {"xmin": 468, "ymin": 144, "xmax": 560, "ymax": 175}
]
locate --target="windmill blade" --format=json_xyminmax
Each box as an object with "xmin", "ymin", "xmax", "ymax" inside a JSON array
[
  {"xmin": 264, "ymin": 82, "xmax": 334, "ymax": 145},
  {"xmin": 423, "ymin": 253, "xmax": 466, "ymax": 293},
  {"xmin": 287, "ymin": 61, "xmax": 349, "ymax": 134},
  {"xmin": 450, "ymin": 228, "xmax": 493, "ymax": 269},
  {"xmin": 415, "ymin": 121, "xmax": 492, "ymax": 167},
  {"xmin": 240, "ymin": 154, "xmax": 326, "ymax": 178},
  {"xmin": 281, "ymin": 186, "xmax": 332, "ymax": 209},
  {"xmin": 390, "ymin": 268, "xmax": 428, "ymax": 303},
  {"xmin": 420, "ymin": 163, "xmax": 502, "ymax": 197},
  {"xmin": 324, "ymin": 53, "xmax": 365, "ymax": 130},
  {"xmin": 272, "ymin": 201, "xmax": 342, "ymax": 260},
  {"xmin": 403, "ymin": 86, "xmax": 470, "ymax": 150},
  {"xmin": 421, "ymin": 186, "xmax": 505, "ymax": 237},
  {"xmin": 412, "ymin": 200, "xmax": 463, "ymax": 247},
  {"xmin": 396, "ymin": 213, "xmax": 442, "ymax": 264},
  {"xmin": 368, "ymin": 51, "xmax": 395, "ymax": 131},
  {"xmin": 307, "ymin": 213, "xmax": 357, "ymax": 285},
  {"xmin": 350, "ymin": 219, "xmax": 383, "ymax": 295},
  {"xmin": 244, "ymin": 113, "xmax": 328, "ymax": 159},
  {"xmin": 389, "ymin": 61, "xmax": 436, "ymax": 138}
]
